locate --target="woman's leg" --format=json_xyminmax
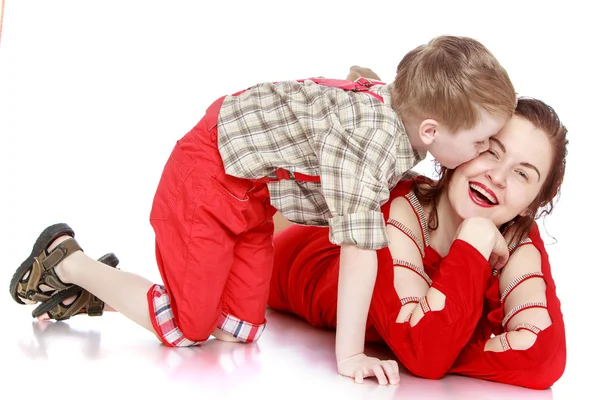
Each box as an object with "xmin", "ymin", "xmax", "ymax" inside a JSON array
[{"xmin": 269, "ymin": 224, "xmax": 342, "ymax": 330}]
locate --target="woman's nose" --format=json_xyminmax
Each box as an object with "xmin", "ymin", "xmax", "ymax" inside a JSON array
[{"xmin": 485, "ymin": 167, "xmax": 507, "ymax": 188}]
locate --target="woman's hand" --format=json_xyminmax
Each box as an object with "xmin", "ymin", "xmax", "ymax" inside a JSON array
[{"xmin": 456, "ymin": 217, "xmax": 509, "ymax": 271}]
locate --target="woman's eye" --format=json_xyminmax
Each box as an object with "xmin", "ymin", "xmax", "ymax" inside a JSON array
[
  {"xmin": 516, "ymin": 170, "xmax": 528, "ymax": 180},
  {"xmin": 487, "ymin": 150, "xmax": 498, "ymax": 158}
]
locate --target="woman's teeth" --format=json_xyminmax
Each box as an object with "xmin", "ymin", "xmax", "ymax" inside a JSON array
[{"xmin": 469, "ymin": 183, "xmax": 497, "ymax": 205}]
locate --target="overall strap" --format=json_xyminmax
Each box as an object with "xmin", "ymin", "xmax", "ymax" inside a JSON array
[
  {"xmin": 253, "ymin": 77, "xmax": 385, "ymax": 183},
  {"xmin": 296, "ymin": 77, "xmax": 385, "ymax": 102}
]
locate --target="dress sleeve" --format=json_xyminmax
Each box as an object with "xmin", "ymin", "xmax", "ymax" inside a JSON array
[
  {"xmin": 369, "ymin": 239, "xmax": 492, "ymax": 379},
  {"xmin": 448, "ymin": 322, "xmax": 566, "ymax": 390},
  {"xmin": 448, "ymin": 237, "xmax": 567, "ymax": 390}
]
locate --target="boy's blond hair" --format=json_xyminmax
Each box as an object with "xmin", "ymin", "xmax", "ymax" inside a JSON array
[{"xmin": 391, "ymin": 35, "xmax": 516, "ymax": 132}]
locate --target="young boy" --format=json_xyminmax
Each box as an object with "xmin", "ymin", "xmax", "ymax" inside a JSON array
[{"xmin": 10, "ymin": 36, "xmax": 515, "ymax": 385}]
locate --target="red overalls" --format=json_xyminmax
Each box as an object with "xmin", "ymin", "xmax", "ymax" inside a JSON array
[{"xmin": 148, "ymin": 78, "xmax": 384, "ymax": 346}]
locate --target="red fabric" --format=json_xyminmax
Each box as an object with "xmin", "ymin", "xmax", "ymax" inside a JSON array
[
  {"xmin": 268, "ymin": 180, "xmax": 566, "ymax": 389},
  {"xmin": 449, "ymin": 222, "xmax": 567, "ymax": 390},
  {"xmin": 148, "ymin": 284, "xmax": 267, "ymax": 346},
  {"xmin": 150, "ymin": 97, "xmax": 276, "ymax": 342}
]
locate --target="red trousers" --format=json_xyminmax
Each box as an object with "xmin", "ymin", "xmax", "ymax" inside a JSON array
[{"xmin": 149, "ymin": 97, "xmax": 276, "ymax": 342}]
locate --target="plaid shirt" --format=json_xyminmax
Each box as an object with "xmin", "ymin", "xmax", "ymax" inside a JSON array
[{"xmin": 217, "ymin": 80, "xmax": 426, "ymax": 250}]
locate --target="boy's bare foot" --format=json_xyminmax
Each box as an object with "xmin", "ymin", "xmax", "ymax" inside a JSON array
[{"xmin": 346, "ymin": 65, "xmax": 382, "ymax": 82}]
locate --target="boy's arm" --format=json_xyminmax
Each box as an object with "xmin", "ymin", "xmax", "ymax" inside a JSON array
[
  {"xmin": 336, "ymin": 244, "xmax": 375, "ymax": 359},
  {"xmin": 336, "ymin": 244, "xmax": 400, "ymax": 385},
  {"xmin": 317, "ymin": 125, "xmax": 404, "ymax": 384}
]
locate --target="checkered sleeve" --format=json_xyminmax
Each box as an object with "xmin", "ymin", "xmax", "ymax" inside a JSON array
[{"xmin": 320, "ymin": 127, "xmax": 396, "ymax": 250}]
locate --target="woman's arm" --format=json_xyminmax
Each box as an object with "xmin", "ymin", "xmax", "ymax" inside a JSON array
[
  {"xmin": 488, "ymin": 244, "xmax": 551, "ymax": 351},
  {"xmin": 449, "ymin": 240, "xmax": 566, "ymax": 390},
  {"xmin": 370, "ymin": 204, "xmax": 501, "ymax": 379}
]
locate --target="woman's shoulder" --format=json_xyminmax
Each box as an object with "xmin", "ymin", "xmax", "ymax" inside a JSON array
[
  {"xmin": 389, "ymin": 175, "xmax": 434, "ymax": 199},
  {"xmin": 508, "ymin": 223, "xmax": 548, "ymax": 268},
  {"xmin": 386, "ymin": 175, "xmax": 433, "ymax": 220},
  {"xmin": 385, "ymin": 176, "xmax": 432, "ymax": 251}
]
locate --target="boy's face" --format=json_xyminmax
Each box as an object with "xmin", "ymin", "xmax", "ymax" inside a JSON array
[{"xmin": 428, "ymin": 109, "xmax": 507, "ymax": 169}]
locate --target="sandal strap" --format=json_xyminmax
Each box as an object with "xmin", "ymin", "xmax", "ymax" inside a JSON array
[
  {"xmin": 23, "ymin": 263, "xmax": 50, "ymax": 302},
  {"xmin": 47, "ymin": 289, "xmax": 91, "ymax": 320},
  {"xmin": 22, "ymin": 238, "xmax": 83, "ymax": 301},
  {"xmin": 86, "ymin": 294, "xmax": 105, "ymax": 317},
  {"xmin": 27, "ymin": 291, "xmax": 53, "ymax": 303},
  {"xmin": 42, "ymin": 238, "xmax": 82, "ymax": 273},
  {"xmin": 41, "ymin": 238, "xmax": 83, "ymax": 291},
  {"xmin": 44, "ymin": 290, "xmax": 105, "ymax": 321},
  {"xmin": 44, "ymin": 290, "xmax": 105, "ymax": 320}
]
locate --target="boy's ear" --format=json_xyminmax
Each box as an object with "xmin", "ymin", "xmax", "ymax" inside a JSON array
[{"xmin": 419, "ymin": 119, "xmax": 439, "ymax": 146}]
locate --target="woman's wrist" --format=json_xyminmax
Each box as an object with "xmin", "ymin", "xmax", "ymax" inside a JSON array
[{"xmin": 456, "ymin": 218, "xmax": 496, "ymax": 259}]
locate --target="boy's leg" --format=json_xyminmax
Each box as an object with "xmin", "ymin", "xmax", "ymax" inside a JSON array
[
  {"xmin": 216, "ymin": 185, "xmax": 275, "ymax": 342},
  {"xmin": 52, "ymin": 242, "xmax": 156, "ymax": 332},
  {"xmin": 147, "ymin": 118, "xmax": 253, "ymax": 344},
  {"xmin": 13, "ymin": 231, "xmax": 157, "ymax": 332},
  {"xmin": 22, "ymin": 110, "xmax": 246, "ymax": 345},
  {"xmin": 151, "ymin": 194, "xmax": 239, "ymax": 343}
]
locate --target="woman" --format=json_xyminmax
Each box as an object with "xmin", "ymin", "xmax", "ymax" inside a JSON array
[{"xmin": 268, "ymin": 87, "xmax": 568, "ymax": 390}]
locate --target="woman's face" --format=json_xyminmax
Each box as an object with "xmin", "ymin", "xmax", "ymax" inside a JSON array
[{"xmin": 447, "ymin": 115, "xmax": 553, "ymax": 226}]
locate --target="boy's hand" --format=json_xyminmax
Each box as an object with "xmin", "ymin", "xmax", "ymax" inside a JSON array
[{"xmin": 338, "ymin": 353, "xmax": 400, "ymax": 385}]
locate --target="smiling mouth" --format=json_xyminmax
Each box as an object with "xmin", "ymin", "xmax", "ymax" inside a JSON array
[{"xmin": 468, "ymin": 182, "xmax": 498, "ymax": 207}]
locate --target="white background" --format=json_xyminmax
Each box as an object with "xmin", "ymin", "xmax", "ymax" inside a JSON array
[{"xmin": 0, "ymin": 1, "xmax": 598, "ymax": 398}]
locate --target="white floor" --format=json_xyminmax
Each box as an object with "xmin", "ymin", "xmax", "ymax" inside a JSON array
[
  {"xmin": 1, "ymin": 1, "xmax": 599, "ymax": 399},
  {"xmin": 0, "ymin": 304, "xmax": 572, "ymax": 400}
]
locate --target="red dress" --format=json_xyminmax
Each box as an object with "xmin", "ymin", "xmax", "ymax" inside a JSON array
[{"xmin": 268, "ymin": 179, "xmax": 566, "ymax": 390}]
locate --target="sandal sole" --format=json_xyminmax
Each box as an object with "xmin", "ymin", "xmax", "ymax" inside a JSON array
[
  {"xmin": 9, "ymin": 223, "xmax": 76, "ymax": 305},
  {"xmin": 31, "ymin": 253, "xmax": 120, "ymax": 320}
]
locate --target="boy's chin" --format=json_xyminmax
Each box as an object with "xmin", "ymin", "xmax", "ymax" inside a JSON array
[{"xmin": 439, "ymin": 159, "xmax": 460, "ymax": 170}]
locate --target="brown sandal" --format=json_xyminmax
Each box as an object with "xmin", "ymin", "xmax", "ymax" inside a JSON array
[
  {"xmin": 10, "ymin": 223, "xmax": 83, "ymax": 304},
  {"xmin": 31, "ymin": 253, "xmax": 120, "ymax": 321}
]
